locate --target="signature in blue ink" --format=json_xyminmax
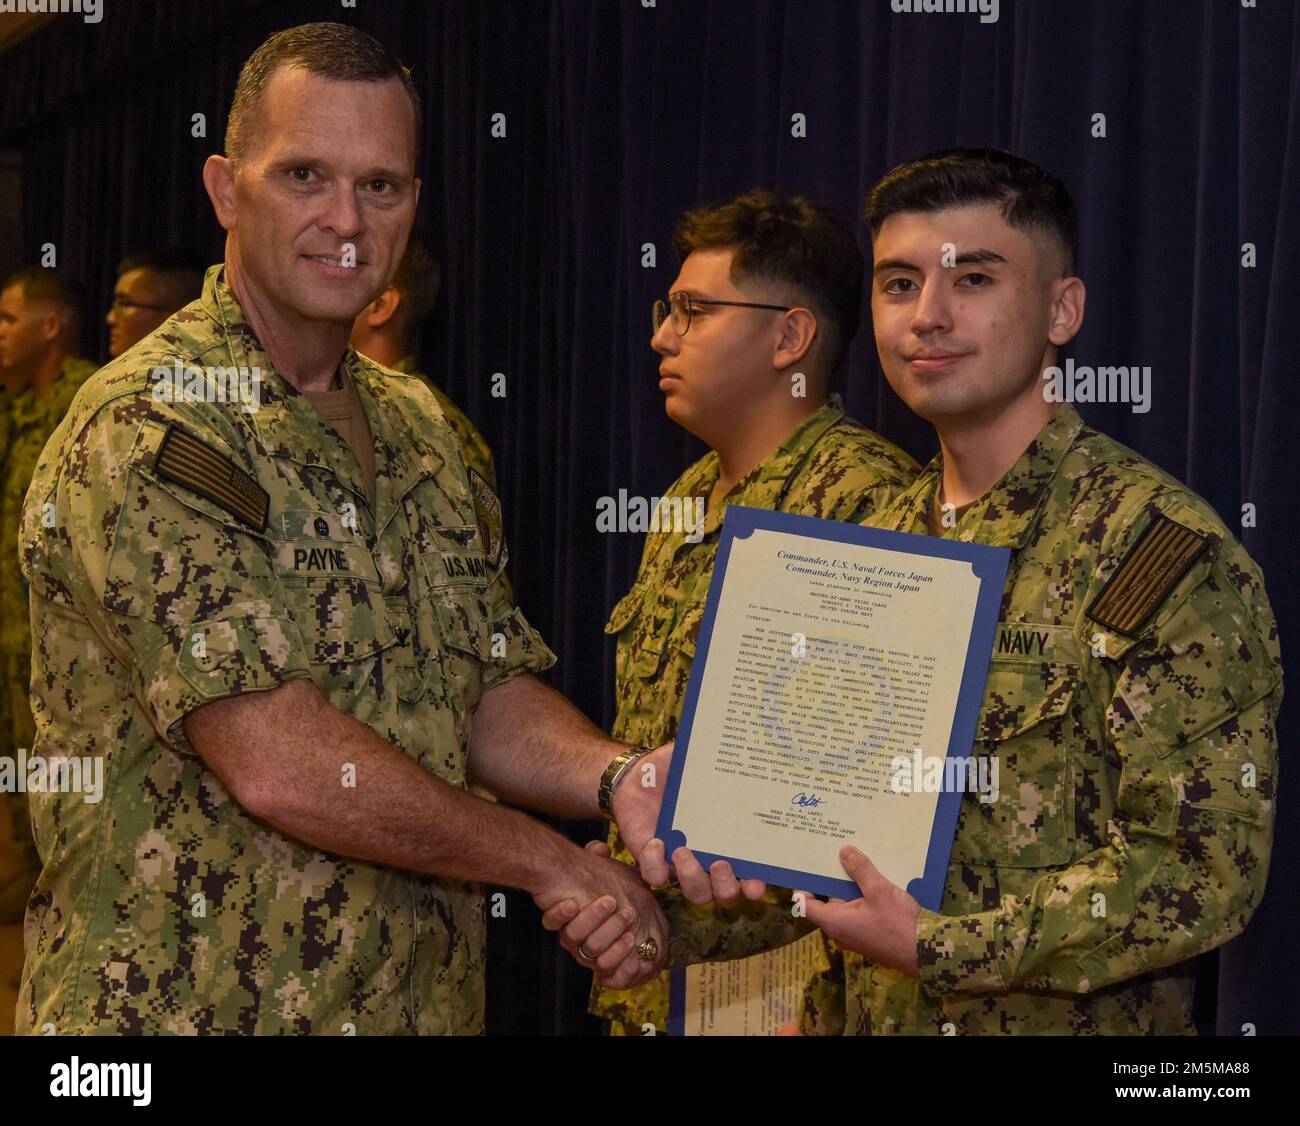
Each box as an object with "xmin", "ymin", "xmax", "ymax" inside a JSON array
[{"xmin": 791, "ymin": 792, "xmax": 824, "ymax": 809}]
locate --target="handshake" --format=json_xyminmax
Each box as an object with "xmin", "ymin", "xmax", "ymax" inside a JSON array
[{"xmin": 529, "ymin": 742, "xmax": 768, "ymax": 990}]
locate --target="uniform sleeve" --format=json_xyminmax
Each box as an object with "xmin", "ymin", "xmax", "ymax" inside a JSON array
[
  {"xmin": 30, "ymin": 410, "xmax": 314, "ymax": 753},
  {"xmin": 478, "ymin": 594, "xmax": 556, "ymax": 692},
  {"xmin": 798, "ymin": 935, "xmax": 846, "ymax": 1036},
  {"xmin": 663, "ymin": 886, "xmax": 815, "ymax": 968},
  {"xmin": 476, "ymin": 495, "xmax": 556, "ymax": 694},
  {"xmin": 796, "ymin": 435, "xmax": 918, "ymax": 527},
  {"xmin": 830, "ymin": 480, "xmax": 916, "ymax": 527},
  {"xmin": 915, "ymin": 503, "xmax": 1281, "ymax": 996}
]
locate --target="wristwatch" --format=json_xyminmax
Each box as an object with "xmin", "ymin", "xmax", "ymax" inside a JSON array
[{"xmin": 598, "ymin": 745, "xmax": 654, "ymax": 820}]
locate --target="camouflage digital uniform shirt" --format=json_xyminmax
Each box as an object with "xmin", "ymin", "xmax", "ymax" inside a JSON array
[
  {"xmin": 388, "ymin": 356, "xmax": 511, "ymax": 608},
  {"xmin": 0, "ymin": 357, "xmax": 97, "ymax": 922},
  {"xmin": 16, "ymin": 267, "xmax": 555, "ymax": 1034},
  {"xmin": 673, "ymin": 405, "xmax": 1281, "ymax": 1035},
  {"xmin": 592, "ymin": 395, "xmax": 919, "ymax": 1032},
  {"xmin": 391, "ymin": 356, "xmax": 497, "ymax": 491}
]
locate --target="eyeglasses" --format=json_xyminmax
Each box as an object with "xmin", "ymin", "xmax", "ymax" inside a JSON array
[{"xmin": 652, "ymin": 291, "xmax": 793, "ymax": 336}]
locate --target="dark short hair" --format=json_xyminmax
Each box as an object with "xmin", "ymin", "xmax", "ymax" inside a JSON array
[
  {"xmin": 116, "ymin": 247, "xmax": 206, "ymax": 308},
  {"xmin": 225, "ymin": 22, "xmax": 421, "ymax": 167},
  {"xmin": 867, "ymin": 148, "xmax": 1080, "ymax": 275},
  {"xmin": 390, "ymin": 235, "xmax": 441, "ymax": 334},
  {"xmin": 2, "ymin": 266, "xmax": 83, "ymax": 336},
  {"xmin": 673, "ymin": 190, "xmax": 864, "ymax": 375}
]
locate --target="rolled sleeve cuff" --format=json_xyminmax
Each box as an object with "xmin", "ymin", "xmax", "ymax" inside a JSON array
[
  {"xmin": 915, "ymin": 907, "xmax": 1009, "ymax": 996},
  {"xmin": 663, "ymin": 890, "xmax": 810, "ymax": 969},
  {"xmin": 481, "ymin": 605, "xmax": 557, "ymax": 692},
  {"xmin": 136, "ymin": 613, "xmax": 314, "ymax": 752}
]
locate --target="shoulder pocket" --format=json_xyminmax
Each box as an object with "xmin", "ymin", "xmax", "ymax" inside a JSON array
[
  {"xmin": 103, "ymin": 463, "xmax": 271, "ymax": 621},
  {"xmin": 434, "ymin": 589, "xmax": 493, "ymax": 661},
  {"xmin": 605, "ymin": 587, "xmax": 645, "ymax": 635},
  {"xmin": 427, "ymin": 587, "xmax": 493, "ymax": 717},
  {"xmin": 604, "ymin": 583, "xmax": 668, "ymax": 679},
  {"xmin": 1114, "ymin": 561, "xmax": 1282, "ymax": 760}
]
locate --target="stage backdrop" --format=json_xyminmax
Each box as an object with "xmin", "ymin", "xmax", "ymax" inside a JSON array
[{"xmin": 1, "ymin": 0, "xmax": 1295, "ymax": 1036}]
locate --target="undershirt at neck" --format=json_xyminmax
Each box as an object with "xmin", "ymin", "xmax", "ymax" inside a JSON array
[
  {"xmin": 928, "ymin": 490, "xmax": 975, "ymax": 536},
  {"xmin": 301, "ymin": 374, "xmax": 377, "ymax": 506}
]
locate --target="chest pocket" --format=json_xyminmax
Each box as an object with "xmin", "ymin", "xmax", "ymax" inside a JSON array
[
  {"xmin": 605, "ymin": 584, "xmax": 662, "ymax": 680},
  {"xmin": 270, "ymin": 508, "xmax": 396, "ymax": 670},
  {"xmin": 949, "ymin": 623, "xmax": 1081, "ymax": 870},
  {"xmin": 416, "ymin": 525, "xmax": 494, "ymax": 714},
  {"xmin": 605, "ymin": 582, "xmax": 706, "ymax": 685}
]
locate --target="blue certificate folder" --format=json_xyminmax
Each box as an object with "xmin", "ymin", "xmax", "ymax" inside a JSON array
[{"xmin": 655, "ymin": 505, "xmax": 1010, "ymax": 908}]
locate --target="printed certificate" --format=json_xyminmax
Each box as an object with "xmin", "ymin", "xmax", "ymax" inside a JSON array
[
  {"xmin": 668, "ymin": 932, "xmax": 829, "ymax": 1037},
  {"xmin": 656, "ymin": 506, "xmax": 1009, "ymax": 905}
]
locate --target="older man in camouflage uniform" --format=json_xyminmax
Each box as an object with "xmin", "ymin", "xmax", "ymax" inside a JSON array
[
  {"xmin": 555, "ymin": 150, "xmax": 1281, "ymax": 1037},
  {"xmin": 15, "ymin": 23, "xmax": 680, "ymax": 1036},
  {"xmin": 579, "ymin": 192, "xmax": 918, "ymax": 1034}
]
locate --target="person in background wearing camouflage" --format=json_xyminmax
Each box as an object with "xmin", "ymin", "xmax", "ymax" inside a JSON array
[
  {"xmin": 0, "ymin": 268, "xmax": 96, "ymax": 1036},
  {"xmin": 105, "ymin": 248, "xmax": 206, "ymax": 360},
  {"xmin": 12, "ymin": 22, "xmax": 733, "ymax": 1036},
  {"xmin": 350, "ymin": 236, "xmax": 510, "ymax": 623},
  {"xmin": 574, "ymin": 191, "xmax": 918, "ymax": 1035},
  {"xmin": 0, "ymin": 354, "xmax": 13, "ymax": 1035},
  {"xmin": 549, "ymin": 149, "xmax": 1282, "ymax": 1036},
  {"xmin": 350, "ymin": 235, "xmax": 497, "ymax": 490}
]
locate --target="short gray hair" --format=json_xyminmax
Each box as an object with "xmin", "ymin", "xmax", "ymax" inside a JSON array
[{"xmin": 224, "ymin": 22, "xmax": 421, "ymax": 167}]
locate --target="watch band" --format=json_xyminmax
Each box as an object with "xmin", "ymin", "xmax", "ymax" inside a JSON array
[{"xmin": 598, "ymin": 746, "xmax": 653, "ymax": 820}]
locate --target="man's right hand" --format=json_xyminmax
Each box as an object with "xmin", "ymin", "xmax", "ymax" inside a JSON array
[
  {"xmin": 532, "ymin": 841, "xmax": 668, "ymax": 989},
  {"xmin": 611, "ymin": 741, "xmax": 766, "ymax": 905}
]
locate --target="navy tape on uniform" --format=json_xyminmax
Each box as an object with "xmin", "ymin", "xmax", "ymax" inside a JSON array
[
  {"xmin": 1087, "ymin": 513, "xmax": 1209, "ymax": 637},
  {"xmin": 153, "ymin": 423, "xmax": 269, "ymax": 531}
]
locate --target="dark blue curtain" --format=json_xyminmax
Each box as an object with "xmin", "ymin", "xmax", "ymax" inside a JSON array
[{"xmin": 1, "ymin": 0, "xmax": 1295, "ymax": 1036}]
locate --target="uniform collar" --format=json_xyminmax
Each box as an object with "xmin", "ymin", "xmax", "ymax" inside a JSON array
[
  {"xmin": 207, "ymin": 267, "xmax": 351, "ymax": 480},
  {"xmin": 698, "ymin": 393, "xmax": 848, "ymax": 536},
  {"xmin": 207, "ymin": 266, "xmax": 443, "ymax": 533},
  {"xmin": 49, "ymin": 355, "xmax": 97, "ymax": 413},
  {"xmin": 6, "ymin": 380, "xmax": 38, "ymax": 424},
  {"xmin": 7, "ymin": 355, "xmax": 94, "ymax": 428},
  {"xmin": 889, "ymin": 404, "xmax": 1085, "ymax": 549},
  {"xmin": 639, "ymin": 395, "xmax": 849, "ymax": 571},
  {"xmin": 350, "ymin": 355, "xmax": 446, "ymax": 536}
]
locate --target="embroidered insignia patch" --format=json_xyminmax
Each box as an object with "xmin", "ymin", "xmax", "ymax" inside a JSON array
[
  {"xmin": 1087, "ymin": 513, "xmax": 1209, "ymax": 637},
  {"xmin": 469, "ymin": 469, "xmax": 503, "ymax": 568},
  {"xmin": 153, "ymin": 424, "xmax": 269, "ymax": 531}
]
